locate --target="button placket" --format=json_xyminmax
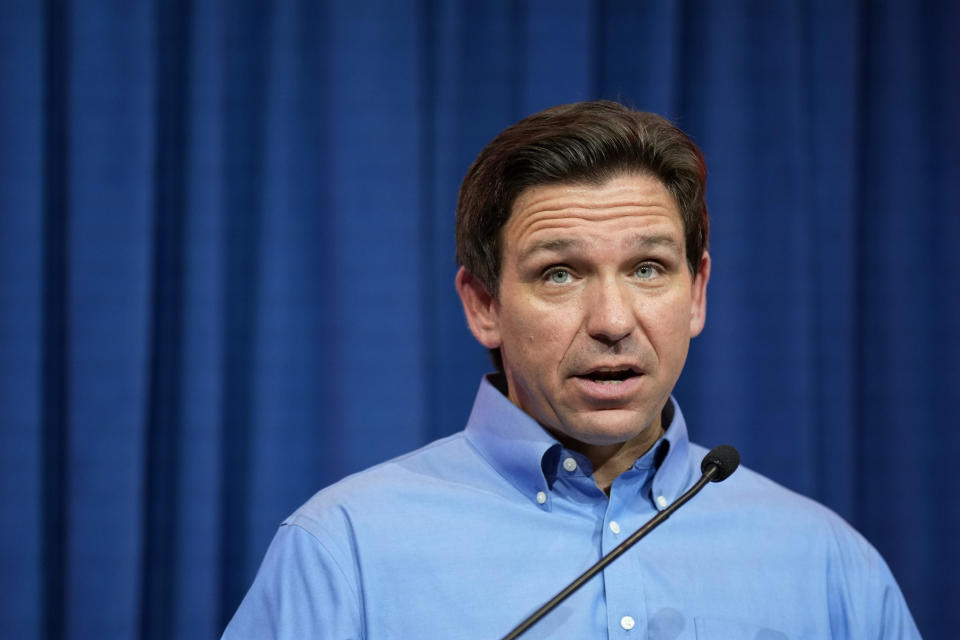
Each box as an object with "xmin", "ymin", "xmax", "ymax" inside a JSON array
[{"xmin": 602, "ymin": 477, "xmax": 651, "ymax": 637}]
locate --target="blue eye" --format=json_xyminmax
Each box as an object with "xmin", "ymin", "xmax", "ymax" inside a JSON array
[
  {"xmin": 635, "ymin": 265, "xmax": 658, "ymax": 280},
  {"xmin": 548, "ymin": 269, "xmax": 571, "ymax": 284}
]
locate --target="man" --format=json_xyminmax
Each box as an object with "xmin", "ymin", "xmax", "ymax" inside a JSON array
[{"xmin": 223, "ymin": 101, "xmax": 920, "ymax": 638}]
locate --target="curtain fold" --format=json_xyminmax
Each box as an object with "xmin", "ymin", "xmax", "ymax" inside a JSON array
[{"xmin": 0, "ymin": 1, "xmax": 956, "ymax": 637}]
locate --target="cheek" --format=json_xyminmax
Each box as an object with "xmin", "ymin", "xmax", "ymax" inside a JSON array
[
  {"xmin": 504, "ymin": 294, "xmax": 579, "ymax": 338},
  {"xmin": 642, "ymin": 298, "xmax": 695, "ymax": 348},
  {"xmin": 502, "ymin": 302, "xmax": 579, "ymax": 364},
  {"xmin": 512, "ymin": 317, "xmax": 564, "ymax": 354}
]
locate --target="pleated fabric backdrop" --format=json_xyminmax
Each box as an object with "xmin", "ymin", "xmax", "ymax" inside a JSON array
[{"xmin": 0, "ymin": 1, "xmax": 957, "ymax": 638}]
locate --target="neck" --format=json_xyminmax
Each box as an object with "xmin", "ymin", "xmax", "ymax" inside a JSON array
[{"xmin": 552, "ymin": 416, "xmax": 664, "ymax": 494}]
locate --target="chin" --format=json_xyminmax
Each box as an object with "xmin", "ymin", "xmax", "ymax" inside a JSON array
[{"xmin": 563, "ymin": 409, "xmax": 657, "ymax": 445}]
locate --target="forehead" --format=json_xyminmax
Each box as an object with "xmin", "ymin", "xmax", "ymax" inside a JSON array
[{"xmin": 502, "ymin": 174, "xmax": 684, "ymax": 256}]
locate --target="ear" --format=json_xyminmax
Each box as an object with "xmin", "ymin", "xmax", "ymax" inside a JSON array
[
  {"xmin": 689, "ymin": 251, "xmax": 710, "ymax": 338},
  {"xmin": 455, "ymin": 267, "xmax": 502, "ymax": 349}
]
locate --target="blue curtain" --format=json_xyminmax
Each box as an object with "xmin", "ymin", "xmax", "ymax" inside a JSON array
[{"xmin": 1, "ymin": 1, "xmax": 957, "ymax": 637}]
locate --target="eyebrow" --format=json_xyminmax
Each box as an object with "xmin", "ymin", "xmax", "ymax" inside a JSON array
[
  {"xmin": 517, "ymin": 234, "xmax": 683, "ymax": 263},
  {"xmin": 629, "ymin": 234, "xmax": 683, "ymax": 254},
  {"xmin": 517, "ymin": 238, "xmax": 584, "ymax": 263}
]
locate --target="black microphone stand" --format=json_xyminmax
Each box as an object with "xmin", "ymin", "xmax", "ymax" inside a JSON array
[{"xmin": 500, "ymin": 458, "xmax": 728, "ymax": 640}]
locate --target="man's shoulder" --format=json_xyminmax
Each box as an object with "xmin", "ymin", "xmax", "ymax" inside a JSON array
[
  {"xmin": 283, "ymin": 430, "xmax": 495, "ymax": 537},
  {"xmin": 689, "ymin": 443, "xmax": 878, "ymax": 558}
]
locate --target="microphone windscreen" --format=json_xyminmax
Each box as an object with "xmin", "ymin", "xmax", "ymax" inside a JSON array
[{"xmin": 700, "ymin": 445, "xmax": 740, "ymax": 482}]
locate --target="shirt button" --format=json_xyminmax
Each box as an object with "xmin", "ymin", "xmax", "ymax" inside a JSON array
[
  {"xmin": 657, "ymin": 495, "xmax": 668, "ymax": 508},
  {"xmin": 620, "ymin": 615, "xmax": 636, "ymax": 630},
  {"xmin": 609, "ymin": 521, "xmax": 621, "ymax": 534},
  {"xmin": 536, "ymin": 491, "xmax": 547, "ymax": 504},
  {"xmin": 562, "ymin": 457, "xmax": 577, "ymax": 472}
]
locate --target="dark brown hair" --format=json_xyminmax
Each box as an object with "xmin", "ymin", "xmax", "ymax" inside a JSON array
[{"xmin": 455, "ymin": 100, "xmax": 709, "ymax": 294}]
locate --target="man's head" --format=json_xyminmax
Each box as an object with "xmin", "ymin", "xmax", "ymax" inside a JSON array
[
  {"xmin": 454, "ymin": 101, "xmax": 711, "ymax": 463},
  {"xmin": 455, "ymin": 100, "xmax": 708, "ymax": 296}
]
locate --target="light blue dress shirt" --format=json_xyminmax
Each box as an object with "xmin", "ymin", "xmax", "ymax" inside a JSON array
[{"xmin": 223, "ymin": 376, "xmax": 920, "ymax": 639}]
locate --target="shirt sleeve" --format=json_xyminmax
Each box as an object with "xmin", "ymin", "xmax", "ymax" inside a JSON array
[
  {"xmin": 825, "ymin": 517, "xmax": 922, "ymax": 639},
  {"xmin": 877, "ymin": 572, "xmax": 922, "ymax": 640},
  {"xmin": 221, "ymin": 522, "xmax": 364, "ymax": 640}
]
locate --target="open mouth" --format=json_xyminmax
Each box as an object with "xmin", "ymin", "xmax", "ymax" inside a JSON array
[{"xmin": 576, "ymin": 367, "xmax": 641, "ymax": 385}]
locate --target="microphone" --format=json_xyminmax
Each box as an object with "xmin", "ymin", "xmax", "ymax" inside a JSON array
[
  {"xmin": 699, "ymin": 444, "xmax": 740, "ymax": 482},
  {"xmin": 500, "ymin": 445, "xmax": 740, "ymax": 640}
]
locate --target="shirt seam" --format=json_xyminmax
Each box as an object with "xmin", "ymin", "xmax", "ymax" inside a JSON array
[{"xmin": 282, "ymin": 519, "xmax": 367, "ymax": 640}]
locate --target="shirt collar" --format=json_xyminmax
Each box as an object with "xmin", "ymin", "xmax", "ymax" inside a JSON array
[
  {"xmin": 650, "ymin": 397, "xmax": 698, "ymax": 505},
  {"xmin": 464, "ymin": 374, "xmax": 697, "ymax": 507},
  {"xmin": 464, "ymin": 375, "xmax": 560, "ymax": 505}
]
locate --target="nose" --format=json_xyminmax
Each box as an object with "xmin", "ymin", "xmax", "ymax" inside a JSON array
[{"xmin": 585, "ymin": 277, "xmax": 635, "ymax": 345}]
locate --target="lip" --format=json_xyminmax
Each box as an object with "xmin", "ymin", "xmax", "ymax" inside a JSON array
[
  {"xmin": 577, "ymin": 363, "xmax": 642, "ymax": 377},
  {"xmin": 570, "ymin": 372, "xmax": 644, "ymax": 403}
]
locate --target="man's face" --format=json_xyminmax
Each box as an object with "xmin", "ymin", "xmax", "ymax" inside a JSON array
[{"xmin": 457, "ymin": 173, "xmax": 709, "ymax": 449}]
